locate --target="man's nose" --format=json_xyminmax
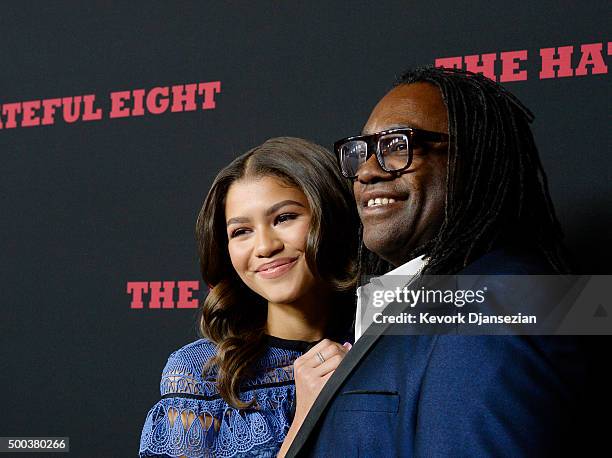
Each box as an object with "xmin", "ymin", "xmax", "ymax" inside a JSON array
[
  {"xmin": 254, "ymin": 227, "xmax": 283, "ymax": 258},
  {"xmin": 356, "ymin": 154, "xmax": 394, "ymax": 184}
]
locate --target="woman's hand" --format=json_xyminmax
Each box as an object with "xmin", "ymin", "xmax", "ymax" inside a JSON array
[
  {"xmin": 277, "ymin": 339, "xmax": 352, "ymax": 457},
  {"xmin": 292, "ymin": 339, "xmax": 351, "ymax": 422}
]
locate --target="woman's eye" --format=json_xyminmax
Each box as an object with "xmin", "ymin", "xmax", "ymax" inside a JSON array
[
  {"xmin": 230, "ymin": 228, "xmax": 250, "ymax": 238},
  {"xmin": 275, "ymin": 213, "xmax": 298, "ymax": 224}
]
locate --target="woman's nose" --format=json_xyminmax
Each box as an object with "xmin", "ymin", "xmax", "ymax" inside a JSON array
[{"xmin": 254, "ymin": 227, "xmax": 283, "ymax": 258}]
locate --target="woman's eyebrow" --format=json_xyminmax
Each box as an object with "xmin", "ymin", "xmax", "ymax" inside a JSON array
[
  {"xmin": 265, "ymin": 200, "xmax": 305, "ymax": 216},
  {"xmin": 226, "ymin": 200, "xmax": 305, "ymax": 226},
  {"xmin": 226, "ymin": 216, "xmax": 249, "ymax": 227}
]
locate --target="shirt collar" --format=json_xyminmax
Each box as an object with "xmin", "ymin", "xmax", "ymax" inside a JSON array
[
  {"xmin": 384, "ymin": 254, "xmax": 427, "ymax": 277},
  {"xmin": 354, "ymin": 255, "xmax": 427, "ymax": 341}
]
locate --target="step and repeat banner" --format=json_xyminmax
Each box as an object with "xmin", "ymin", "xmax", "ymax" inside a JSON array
[{"xmin": 1, "ymin": 2, "xmax": 610, "ymax": 456}]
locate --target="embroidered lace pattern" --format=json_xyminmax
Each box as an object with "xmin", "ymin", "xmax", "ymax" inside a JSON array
[{"xmin": 139, "ymin": 339, "xmax": 303, "ymax": 458}]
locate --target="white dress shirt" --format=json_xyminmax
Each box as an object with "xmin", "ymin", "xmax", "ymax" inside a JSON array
[{"xmin": 354, "ymin": 255, "xmax": 427, "ymax": 342}]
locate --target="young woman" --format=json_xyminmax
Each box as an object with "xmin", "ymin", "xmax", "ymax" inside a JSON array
[{"xmin": 139, "ymin": 137, "xmax": 359, "ymax": 458}]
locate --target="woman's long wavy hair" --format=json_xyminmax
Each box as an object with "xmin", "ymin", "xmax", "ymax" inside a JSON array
[{"xmin": 195, "ymin": 137, "xmax": 359, "ymax": 408}]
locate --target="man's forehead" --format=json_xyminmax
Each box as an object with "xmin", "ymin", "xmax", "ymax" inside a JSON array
[{"xmin": 362, "ymin": 82, "xmax": 448, "ymax": 135}]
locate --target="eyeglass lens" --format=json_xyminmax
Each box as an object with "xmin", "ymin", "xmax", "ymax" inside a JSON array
[
  {"xmin": 379, "ymin": 134, "xmax": 410, "ymax": 171},
  {"xmin": 340, "ymin": 134, "xmax": 410, "ymax": 177},
  {"xmin": 340, "ymin": 140, "xmax": 368, "ymax": 177}
]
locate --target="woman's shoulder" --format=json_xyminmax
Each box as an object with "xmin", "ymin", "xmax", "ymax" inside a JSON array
[
  {"xmin": 164, "ymin": 338, "xmax": 217, "ymax": 369},
  {"xmin": 141, "ymin": 337, "xmax": 299, "ymax": 458},
  {"xmin": 160, "ymin": 338, "xmax": 218, "ymax": 397}
]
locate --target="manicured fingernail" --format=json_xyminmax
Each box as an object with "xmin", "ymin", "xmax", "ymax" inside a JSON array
[{"xmin": 343, "ymin": 342, "xmax": 352, "ymax": 350}]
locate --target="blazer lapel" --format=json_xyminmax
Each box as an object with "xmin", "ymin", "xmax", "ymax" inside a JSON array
[
  {"xmin": 286, "ymin": 277, "xmax": 429, "ymax": 456},
  {"xmin": 285, "ymin": 329, "xmax": 383, "ymax": 457}
]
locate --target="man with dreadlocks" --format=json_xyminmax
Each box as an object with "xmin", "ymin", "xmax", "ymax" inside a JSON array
[{"xmin": 285, "ymin": 67, "xmax": 587, "ymax": 457}]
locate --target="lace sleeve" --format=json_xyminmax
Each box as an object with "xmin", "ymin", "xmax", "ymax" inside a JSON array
[
  {"xmin": 139, "ymin": 340, "xmax": 298, "ymax": 458},
  {"xmin": 139, "ymin": 344, "xmax": 219, "ymax": 458}
]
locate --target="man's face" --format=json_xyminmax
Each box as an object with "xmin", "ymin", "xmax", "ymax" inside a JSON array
[{"xmin": 354, "ymin": 82, "xmax": 449, "ymax": 267}]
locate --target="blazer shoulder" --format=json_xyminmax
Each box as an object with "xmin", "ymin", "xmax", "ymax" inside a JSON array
[
  {"xmin": 460, "ymin": 245, "xmax": 555, "ymax": 275},
  {"xmin": 416, "ymin": 334, "xmax": 584, "ymax": 455}
]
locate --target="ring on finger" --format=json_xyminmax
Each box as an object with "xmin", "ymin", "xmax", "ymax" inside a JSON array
[{"xmin": 315, "ymin": 351, "xmax": 325, "ymax": 364}]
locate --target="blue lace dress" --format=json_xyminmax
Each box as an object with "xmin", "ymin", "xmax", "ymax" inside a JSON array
[{"xmin": 139, "ymin": 336, "xmax": 310, "ymax": 458}]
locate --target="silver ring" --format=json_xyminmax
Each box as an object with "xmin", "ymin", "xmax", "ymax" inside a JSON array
[{"xmin": 316, "ymin": 351, "xmax": 325, "ymax": 364}]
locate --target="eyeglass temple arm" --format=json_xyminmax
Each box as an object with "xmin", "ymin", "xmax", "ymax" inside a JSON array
[{"xmin": 414, "ymin": 130, "xmax": 449, "ymax": 142}]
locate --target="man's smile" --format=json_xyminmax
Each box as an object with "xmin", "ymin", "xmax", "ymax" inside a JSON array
[
  {"xmin": 367, "ymin": 197, "xmax": 396, "ymax": 207},
  {"xmin": 357, "ymin": 187, "xmax": 408, "ymax": 216}
]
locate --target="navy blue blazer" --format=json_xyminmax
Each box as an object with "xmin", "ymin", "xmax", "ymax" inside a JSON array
[{"xmin": 287, "ymin": 247, "xmax": 587, "ymax": 457}]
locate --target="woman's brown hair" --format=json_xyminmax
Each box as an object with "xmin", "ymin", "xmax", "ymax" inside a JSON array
[{"xmin": 195, "ymin": 137, "xmax": 359, "ymax": 408}]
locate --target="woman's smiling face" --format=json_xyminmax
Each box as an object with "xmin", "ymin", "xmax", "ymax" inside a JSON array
[{"xmin": 225, "ymin": 176, "xmax": 317, "ymax": 305}]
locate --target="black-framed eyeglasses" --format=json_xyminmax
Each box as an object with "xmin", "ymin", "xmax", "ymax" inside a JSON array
[{"xmin": 334, "ymin": 127, "xmax": 449, "ymax": 179}]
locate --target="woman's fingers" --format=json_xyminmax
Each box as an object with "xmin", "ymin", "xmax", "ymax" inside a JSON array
[
  {"xmin": 294, "ymin": 340, "xmax": 351, "ymax": 383},
  {"xmin": 321, "ymin": 371, "xmax": 334, "ymax": 384},
  {"xmin": 297, "ymin": 339, "xmax": 349, "ymax": 369},
  {"xmin": 314, "ymin": 353, "xmax": 345, "ymax": 376},
  {"xmin": 292, "ymin": 340, "xmax": 353, "ymax": 420}
]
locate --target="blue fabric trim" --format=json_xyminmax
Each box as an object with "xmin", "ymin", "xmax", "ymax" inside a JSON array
[{"xmin": 139, "ymin": 339, "xmax": 303, "ymax": 457}]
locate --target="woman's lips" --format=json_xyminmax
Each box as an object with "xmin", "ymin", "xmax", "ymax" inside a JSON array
[{"xmin": 255, "ymin": 258, "xmax": 299, "ymax": 279}]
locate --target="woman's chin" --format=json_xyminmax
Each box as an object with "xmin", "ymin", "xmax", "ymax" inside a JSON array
[
  {"xmin": 253, "ymin": 278, "xmax": 309, "ymax": 306},
  {"xmin": 264, "ymin": 292, "xmax": 299, "ymax": 305}
]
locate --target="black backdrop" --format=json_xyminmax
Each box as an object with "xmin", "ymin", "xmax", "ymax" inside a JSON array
[{"xmin": 1, "ymin": 2, "xmax": 610, "ymax": 456}]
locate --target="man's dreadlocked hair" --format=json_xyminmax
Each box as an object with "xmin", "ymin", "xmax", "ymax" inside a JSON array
[{"xmin": 360, "ymin": 66, "xmax": 571, "ymax": 275}]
